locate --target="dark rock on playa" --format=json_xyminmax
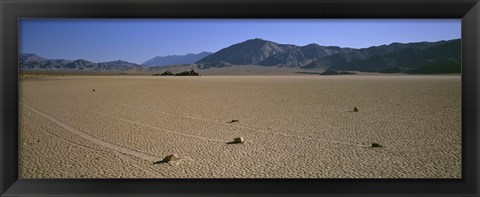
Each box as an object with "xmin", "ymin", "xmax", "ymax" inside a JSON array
[
  {"xmin": 152, "ymin": 70, "xmax": 200, "ymax": 76},
  {"xmin": 226, "ymin": 137, "xmax": 246, "ymax": 144},
  {"xmin": 371, "ymin": 143, "xmax": 382, "ymax": 147},
  {"xmin": 162, "ymin": 154, "xmax": 179, "ymax": 162},
  {"xmin": 234, "ymin": 137, "xmax": 245, "ymax": 143},
  {"xmin": 175, "ymin": 70, "xmax": 200, "ymax": 76}
]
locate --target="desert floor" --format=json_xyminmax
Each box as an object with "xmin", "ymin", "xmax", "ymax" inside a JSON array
[{"xmin": 19, "ymin": 75, "xmax": 461, "ymax": 178}]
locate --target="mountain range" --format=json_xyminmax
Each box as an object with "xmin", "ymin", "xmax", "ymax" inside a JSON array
[
  {"xmin": 19, "ymin": 54, "xmax": 146, "ymax": 72},
  {"xmin": 19, "ymin": 52, "xmax": 212, "ymax": 72},
  {"xmin": 20, "ymin": 38, "xmax": 461, "ymax": 74},
  {"xmin": 196, "ymin": 38, "xmax": 461, "ymax": 74}
]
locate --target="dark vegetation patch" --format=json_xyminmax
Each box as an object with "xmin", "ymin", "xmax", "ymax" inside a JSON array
[{"xmin": 152, "ymin": 70, "xmax": 200, "ymax": 76}]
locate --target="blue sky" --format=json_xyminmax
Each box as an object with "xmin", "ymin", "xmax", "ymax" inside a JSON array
[{"xmin": 19, "ymin": 19, "xmax": 461, "ymax": 64}]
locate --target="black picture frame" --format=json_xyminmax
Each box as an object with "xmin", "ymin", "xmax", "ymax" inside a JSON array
[{"xmin": 1, "ymin": 0, "xmax": 479, "ymax": 196}]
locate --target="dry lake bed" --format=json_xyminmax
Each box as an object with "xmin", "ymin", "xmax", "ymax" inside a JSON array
[{"xmin": 18, "ymin": 75, "xmax": 461, "ymax": 178}]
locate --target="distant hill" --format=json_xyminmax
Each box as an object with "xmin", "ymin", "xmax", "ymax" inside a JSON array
[
  {"xmin": 19, "ymin": 53, "xmax": 47, "ymax": 63},
  {"xmin": 142, "ymin": 52, "xmax": 212, "ymax": 67},
  {"xmin": 196, "ymin": 38, "xmax": 354, "ymax": 67},
  {"xmin": 19, "ymin": 54, "xmax": 147, "ymax": 72},
  {"xmin": 197, "ymin": 38, "xmax": 297, "ymax": 65}
]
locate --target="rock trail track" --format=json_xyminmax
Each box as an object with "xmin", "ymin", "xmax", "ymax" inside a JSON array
[
  {"xmin": 21, "ymin": 100, "xmax": 160, "ymax": 162},
  {"xmin": 21, "ymin": 98, "xmax": 370, "ymax": 168},
  {"xmin": 21, "ymin": 114, "xmax": 163, "ymax": 176}
]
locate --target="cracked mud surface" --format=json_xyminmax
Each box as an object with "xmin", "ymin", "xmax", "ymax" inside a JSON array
[{"xmin": 19, "ymin": 75, "xmax": 461, "ymax": 178}]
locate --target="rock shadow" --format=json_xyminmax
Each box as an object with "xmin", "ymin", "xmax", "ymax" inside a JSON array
[
  {"xmin": 153, "ymin": 160, "xmax": 168, "ymax": 164},
  {"xmin": 226, "ymin": 141, "xmax": 244, "ymax": 145}
]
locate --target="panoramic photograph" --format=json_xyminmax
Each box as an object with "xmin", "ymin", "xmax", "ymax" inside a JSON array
[{"xmin": 18, "ymin": 19, "xmax": 461, "ymax": 178}]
